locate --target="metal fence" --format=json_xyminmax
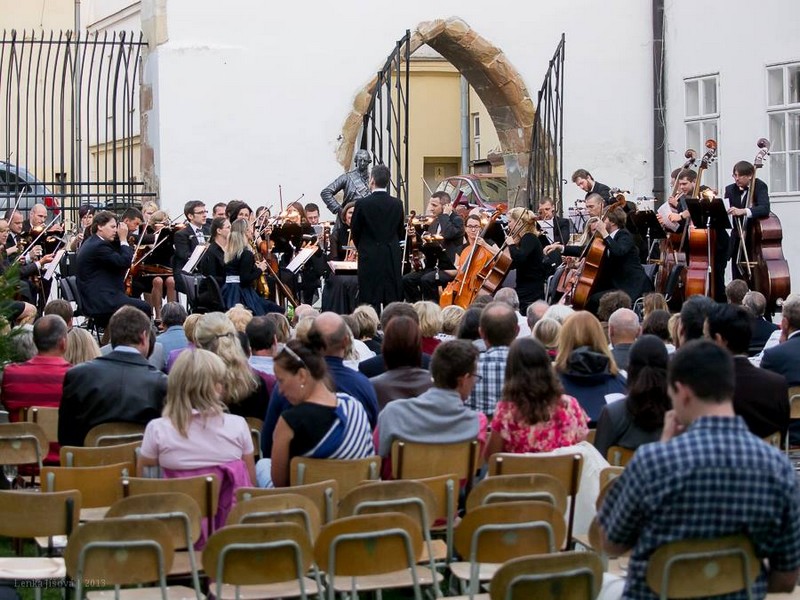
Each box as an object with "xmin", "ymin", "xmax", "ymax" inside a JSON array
[
  {"xmin": 527, "ymin": 33, "xmax": 565, "ymax": 212},
  {"xmin": 359, "ymin": 29, "xmax": 411, "ymax": 212},
  {"xmin": 0, "ymin": 29, "xmax": 152, "ymax": 213}
]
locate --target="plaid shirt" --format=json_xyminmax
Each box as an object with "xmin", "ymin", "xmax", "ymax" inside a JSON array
[
  {"xmin": 598, "ymin": 416, "xmax": 800, "ymax": 600},
  {"xmin": 467, "ymin": 345, "xmax": 508, "ymax": 417}
]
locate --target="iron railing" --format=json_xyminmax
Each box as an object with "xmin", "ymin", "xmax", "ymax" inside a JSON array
[{"xmin": 528, "ymin": 33, "xmax": 565, "ymax": 213}]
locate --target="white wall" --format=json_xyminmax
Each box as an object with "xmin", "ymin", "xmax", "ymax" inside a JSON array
[
  {"xmin": 663, "ymin": 0, "xmax": 800, "ymax": 290},
  {"xmin": 141, "ymin": 0, "xmax": 654, "ymax": 218}
]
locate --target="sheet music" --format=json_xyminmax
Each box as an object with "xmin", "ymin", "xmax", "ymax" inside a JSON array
[
  {"xmin": 43, "ymin": 249, "xmax": 65, "ymax": 281},
  {"xmin": 182, "ymin": 244, "xmax": 207, "ymax": 273},
  {"xmin": 286, "ymin": 246, "xmax": 317, "ymax": 273},
  {"xmin": 657, "ymin": 202, "xmax": 680, "ymax": 232}
]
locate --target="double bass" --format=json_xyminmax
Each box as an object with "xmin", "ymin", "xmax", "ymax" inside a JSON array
[
  {"xmin": 737, "ymin": 138, "xmax": 790, "ymax": 312},
  {"xmin": 565, "ymin": 196, "xmax": 626, "ymax": 309},
  {"xmin": 682, "ymin": 139, "xmax": 718, "ymax": 298}
]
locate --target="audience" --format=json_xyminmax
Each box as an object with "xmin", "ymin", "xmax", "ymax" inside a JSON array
[
  {"xmin": 369, "ymin": 316, "xmax": 432, "ymax": 410},
  {"xmin": 352, "ymin": 305, "xmax": 382, "ymax": 353},
  {"xmin": 165, "ymin": 312, "xmax": 202, "ymax": 372},
  {"xmin": 64, "ymin": 327, "xmax": 102, "ymax": 365},
  {"xmin": 266, "ymin": 312, "xmax": 291, "ymax": 343},
  {"xmin": 415, "ymin": 301, "xmax": 443, "ymax": 355},
  {"xmin": 725, "ymin": 279, "xmax": 749, "ymax": 305},
  {"xmin": 608, "ymin": 308, "xmax": 641, "ymax": 371},
  {"xmin": 641, "ymin": 293, "xmax": 668, "ymax": 319},
  {"xmin": 761, "ymin": 293, "xmax": 800, "ymax": 388},
  {"xmin": 532, "ymin": 317, "xmax": 561, "ymax": 359},
  {"xmin": 456, "ymin": 307, "xmax": 484, "ymax": 351},
  {"xmin": 678, "ymin": 295, "xmax": 715, "ymax": 346},
  {"xmin": 257, "ymin": 338, "xmax": 374, "ymax": 488},
  {"xmin": 597, "ymin": 290, "xmax": 632, "ymax": 323},
  {"xmin": 226, "ymin": 303, "xmax": 254, "ymax": 333},
  {"xmin": 495, "ymin": 287, "xmax": 531, "ymax": 336},
  {"xmin": 359, "ymin": 302, "xmax": 428, "ymax": 377},
  {"xmin": 440, "ymin": 304, "xmax": 465, "ymax": 340},
  {"xmin": 487, "ymin": 338, "xmax": 588, "ymax": 456},
  {"xmin": 641, "ymin": 309, "xmax": 674, "ymax": 353},
  {"xmin": 155, "ymin": 302, "xmax": 189, "ymax": 370},
  {"xmin": 743, "ymin": 290, "xmax": 779, "ymax": 355},
  {"xmin": 593, "ymin": 335, "xmax": 670, "ymax": 458},
  {"xmin": 526, "ymin": 299, "xmax": 550, "ymax": 331},
  {"xmin": 245, "ymin": 316, "xmax": 278, "ymax": 377},
  {"xmin": 541, "ymin": 303, "xmax": 574, "ymax": 325},
  {"xmin": 555, "ymin": 311, "xmax": 626, "ymax": 423},
  {"xmin": 43, "ymin": 299, "xmax": 74, "ymax": 330}
]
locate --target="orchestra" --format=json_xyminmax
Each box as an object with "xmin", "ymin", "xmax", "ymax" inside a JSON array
[{"xmin": 0, "ymin": 139, "xmax": 792, "ymax": 326}]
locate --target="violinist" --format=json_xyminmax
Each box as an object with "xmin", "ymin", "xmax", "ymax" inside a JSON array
[
  {"xmin": 271, "ymin": 201, "xmax": 323, "ymax": 304},
  {"xmin": 726, "ymin": 160, "xmax": 770, "ymax": 280},
  {"xmin": 0, "ymin": 217, "xmax": 52, "ymax": 306},
  {"xmin": 584, "ymin": 207, "xmax": 652, "ymax": 314},
  {"xmin": 226, "ymin": 200, "xmax": 253, "ymax": 226},
  {"xmin": 172, "ymin": 200, "xmax": 207, "ymax": 294},
  {"xmin": 322, "ymin": 201, "xmax": 359, "ymax": 315},
  {"xmin": 538, "ymin": 197, "xmax": 572, "ymax": 273},
  {"xmin": 23, "ymin": 203, "xmax": 63, "ymax": 239},
  {"xmin": 503, "ymin": 207, "xmax": 547, "ymax": 312},
  {"xmin": 133, "ymin": 209, "xmax": 177, "ymax": 323},
  {"xmin": 3, "ymin": 209, "xmax": 55, "ymax": 306},
  {"xmin": 402, "ymin": 191, "xmax": 464, "ymax": 302},
  {"xmin": 198, "ymin": 216, "xmax": 230, "ymax": 311},
  {"xmin": 68, "ymin": 205, "xmax": 96, "ymax": 251},
  {"xmin": 221, "ymin": 218, "xmax": 282, "ymax": 315},
  {"xmin": 328, "ymin": 201, "xmax": 356, "ymax": 260},
  {"xmin": 544, "ymin": 192, "xmax": 604, "ymax": 257}
]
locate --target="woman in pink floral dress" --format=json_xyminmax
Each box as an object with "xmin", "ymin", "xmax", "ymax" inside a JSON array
[{"xmin": 486, "ymin": 337, "xmax": 589, "ymax": 456}]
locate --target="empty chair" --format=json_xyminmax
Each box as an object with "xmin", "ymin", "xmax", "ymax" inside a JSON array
[
  {"xmin": 27, "ymin": 406, "xmax": 60, "ymax": 464},
  {"xmin": 606, "ymin": 446, "xmax": 635, "ymax": 467},
  {"xmin": 237, "ymin": 479, "xmax": 339, "ymax": 524},
  {"xmin": 466, "ymin": 473, "xmax": 568, "ymax": 514},
  {"xmin": 60, "ymin": 440, "xmax": 141, "ymax": 467},
  {"xmin": 42, "ymin": 462, "xmax": 133, "ymax": 514},
  {"xmin": 203, "ymin": 522, "xmax": 323, "ymax": 600},
  {"xmin": 84, "ymin": 421, "xmax": 146, "ymax": 447},
  {"xmin": 290, "ymin": 455, "xmax": 380, "ymax": 497},
  {"xmin": 490, "ymin": 551, "xmax": 604, "ymax": 600},
  {"xmin": 0, "ymin": 421, "xmax": 49, "ymax": 486},
  {"xmin": 227, "ymin": 493, "xmax": 322, "ymax": 542},
  {"xmin": 391, "ymin": 439, "xmax": 480, "ymax": 494}
]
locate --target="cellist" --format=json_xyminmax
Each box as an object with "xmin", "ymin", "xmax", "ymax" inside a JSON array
[{"xmin": 725, "ymin": 160, "xmax": 770, "ymax": 280}]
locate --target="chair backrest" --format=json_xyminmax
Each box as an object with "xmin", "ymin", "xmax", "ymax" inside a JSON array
[
  {"xmin": 226, "ymin": 493, "xmax": 322, "ymax": 541},
  {"xmin": 606, "ymin": 446, "xmax": 635, "ymax": 467},
  {"xmin": 64, "ymin": 517, "xmax": 174, "ymax": 588},
  {"xmin": 27, "ymin": 406, "xmax": 59, "ymax": 448},
  {"xmin": 237, "ymin": 479, "xmax": 339, "ymax": 524},
  {"xmin": 84, "ymin": 421, "xmax": 146, "ymax": 447},
  {"xmin": 585, "ymin": 429, "xmax": 597, "ymax": 445},
  {"xmin": 466, "ymin": 473, "xmax": 568, "ymax": 514},
  {"xmin": 789, "ymin": 386, "xmax": 800, "ymax": 420},
  {"xmin": 123, "ymin": 475, "xmax": 220, "ymax": 531},
  {"xmin": 339, "ymin": 479, "xmax": 438, "ymax": 531},
  {"xmin": 179, "ymin": 272, "xmax": 201, "ymax": 310},
  {"xmin": 203, "ymin": 523, "xmax": 314, "ymax": 592},
  {"xmin": 314, "ymin": 512, "xmax": 423, "ymax": 577},
  {"xmin": 245, "ymin": 416, "xmax": 263, "ymax": 461},
  {"xmin": 60, "ymin": 276, "xmax": 77, "ymax": 304},
  {"xmin": 391, "ymin": 439, "xmax": 480, "ymax": 493},
  {"xmin": 0, "ymin": 489, "xmax": 81, "ymax": 538},
  {"xmin": 42, "ymin": 462, "xmax": 133, "ymax": 508},
  {"xmin": 646, "ymin": 535, "xmax": 760, "ymax": 599},
  {"xmin": 105, "ymin": 492, "xmax": 202, "ymax": 550},
  {"xmin": 290, "ymin": 455, "xmax": 380, "ymax": 497},
  {"xmin": 453, "ymin": 500, "xmax": 566, "ymax": 563},
  {"xmin": 60, "ymin": 440, "xmax": 141, "ymax": 467},
  {"xmin": 0, "ymin": 422, "xmax": 48, "ymax": 467},
  {"xmin": 599, "ymin": 466, "xmax": 624, "ymax": 491},
  {"xmin": 490, "ymin": 551, "xmax": 604, "ymax": 600},
  {"xmin": 487, "ymin": 453, "xmax": 583, "ymax": 545}
]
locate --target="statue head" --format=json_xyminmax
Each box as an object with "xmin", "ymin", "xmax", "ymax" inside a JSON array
[{"xmin": 354, "ymin": 149, "xmax": 372, "ymax": 173}]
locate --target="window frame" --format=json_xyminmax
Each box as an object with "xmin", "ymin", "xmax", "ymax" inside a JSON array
[
  {"xmin": 765, "ymin": 61, "xmax": 800, "ymax": 195},
  {"xmin": 684, "ymin": 74, "xmax": 721, "ymax": 192}
]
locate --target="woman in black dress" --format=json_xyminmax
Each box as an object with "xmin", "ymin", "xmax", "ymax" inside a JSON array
[
  {"xmin": 198, "ymin": 216, "xmax": 230, "ymax": 311},
  {"xmin": 504, "ymin": 207, "xmax": 547, "ymax": 313},
  {"xmin": 222, "ymin": 218, "xmax": 281, "ymax": 315}
]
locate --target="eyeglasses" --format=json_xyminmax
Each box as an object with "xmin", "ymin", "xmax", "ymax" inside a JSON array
[
  {"xmin": 193, "ymin": 209, "xmax": 208, "ymax": 215},
  {"xmin": 465, "ymin": 224, "xmax": 482, "ymax": 230},
  {"xmin": 278, "ymin": 343, "xmax": 308, "ymax": 370},
  {"xmin": 470, "ymin": 372, "xmax": 483, "ymax": 382}
]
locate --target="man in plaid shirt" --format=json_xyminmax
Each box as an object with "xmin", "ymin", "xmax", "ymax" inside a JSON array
[
  {"xmin": 597, "ymin": 340, "xmax": 800, "ymax": 599},
  {"xmin": 467, "ymin": 302, "xmax": 519, "ymax": 418}
]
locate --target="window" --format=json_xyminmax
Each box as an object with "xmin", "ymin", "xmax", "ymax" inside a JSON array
[
  {"xmin": 684, "ymin": 75, "xmax": 720, "ymax": 190},
  {"xmin": 766, "ymin": 63, "xmax": 800, "ymax": 193},
  {"xmin": 472, "ymin": 113, "xmax": 481, "ymax": 160}
]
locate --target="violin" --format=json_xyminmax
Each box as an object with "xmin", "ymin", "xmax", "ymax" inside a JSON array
[{"xmin": 402, "ymin": 212, "xmax": 427, "ymax": 274}]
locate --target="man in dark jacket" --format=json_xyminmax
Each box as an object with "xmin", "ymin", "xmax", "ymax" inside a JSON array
[
  {"xmin": 350, "ymin": 165, "xmax": 405, "ymax": 314},
  {"xmin": 58, "ymin": 306, "xmax": 167, "ymax": 447}
]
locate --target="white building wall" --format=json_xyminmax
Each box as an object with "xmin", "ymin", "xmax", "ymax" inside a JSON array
[
  {"xmin": 663, "ymin": 0, "xmax": 800, "ymax": 290},
  {"xmin": 140, "ymin": 0, "xmax": 654, "ymax": 218}
]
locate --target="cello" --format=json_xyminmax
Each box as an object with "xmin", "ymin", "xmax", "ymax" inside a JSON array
[
  {"xmin": 567, "ymin": 196, "xmax": 627, "ymax": 309},
  {"xmin": 682, "ymin": 139, "xmax": 717, "ymax": 298},
  {"xmin": 439, "ymin": 205, "xmax": 506, "ymax": 309},
  {"xmin": 737, "ymin": 138, "xmax": 791, "ymax": 313}
]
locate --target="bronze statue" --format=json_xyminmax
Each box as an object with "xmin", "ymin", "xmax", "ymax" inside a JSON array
[{"xmin": 320, "ymin": 149, "xmax": 372, "ymax": 215}]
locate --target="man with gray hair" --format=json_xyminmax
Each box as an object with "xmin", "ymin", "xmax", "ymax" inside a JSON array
[
  {"xmin": 761, "ymin": 294, "xmax": 800, "ymax": 388},
  {"xmin": 608, "ymin": 308, "xmax": 641, "ymax": 371},
  {"xmin": 494, "ymin": 287, "xmax": 531, "ymax": 337},
  {"xmin": 526, "ymin": 299, "xmax": 549, "ymax": 331},
  {"xmin": 320, "ymin": 149, "xmax": 372, "ymax": 215},
  {"xmin": 155, "ymin": 302, "xmax": 188, "ymax": 370},
  {"xmin": 743, "ymin": 290, "xmax": 779, "ymax": 355}
]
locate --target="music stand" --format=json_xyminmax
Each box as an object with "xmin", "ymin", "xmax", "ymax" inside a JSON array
[
  {"xmin": 631, "ymin": 210, "xmax": 665, "ymax": 260},
  {"xmin": 685, "ymin": 196, "xmax": 730, "ymax": 297}
]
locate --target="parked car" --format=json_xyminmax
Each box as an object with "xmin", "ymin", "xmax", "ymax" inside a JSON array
[
  {"xmin": 0, "ymin": 161, "xmax": 59, "ymax": 217},
  {"xmin": 435, "ymin": 174, "xmax": 507, "ymax": 209}
]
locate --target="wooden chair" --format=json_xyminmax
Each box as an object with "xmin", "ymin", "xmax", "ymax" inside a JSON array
[
  {"xmin": 466, "ymin": 473, "xmax": 568, "ymax": 515},
  {"xmin": 60, "ymin": 440, "xmax": 141, "ymax": 467},
  {"xmin": 290, "ymin": 455, "xmax": 380, "ymax": 497},
  {"xmin": 0, "ymin": 421, "xmax": 48, "ymax": 486},
  {"xmin": 237, "ymin": 479, "xmax": 339, "ymax": 524},
  {"xmin": 785, "ymin": 386, "xmax": 800, "ymax": 454},
  {"xmin": 645, "ymin": 535, "xmax": 760, "ymax": 600},
  {"xmin": 487, "ymin": 453, "xmax": 583, "ymax": 547},
  {"xmin": 27, "ymin": 406, "xmax": 59, "ymax": 450},
  {"xmin": 585, "ymin": 428, "xmax": 597, "ymax": 445},
  {"xmin": 450, "ymin": 500, "xmax": 566, "ymax": 596},
  {"xmin": 314, "ymin": 512, "xmax": 435, "ymax": 600},
  {"xmin": 489, "ymin": 551, "xmax": 604, "ymax": 600},
  {"xmin": 227, "ymin": 493, "xmax": 322, "ymax": 542},
  {"xmin": 123, "ymin": 475, "xmax": 220, "ymax": 535},
  {"xmin": 599, "ymin": 466, "xmax": 625, "ymax": 491},
  {"xmin": 105, "ymin": 492, "xmax": 204, "ymax": 599},
  {"xmin": 339, "ymin": 479, "xmax": 446, "ymax": 584},
  {"xmin": 0, "ymin": 490, "xmax": 81, "ymax": 594},
  {"xmin": 415, "ymin": 473, "xmax": 459, "ymax": 565},
  {"xmin": 64, "ymin": 517, "xmax": 192, "ymax": 600},
  {"xmin": 606, "ymin": 445, "xmax": 635, "ymax": 467},
  {"xmin": 204, "ymin": 522, "xmax": 323, "ymax": 600},
  {"xmin": 246, "ymin": 416, "xmax": 264, "ymax": 461},
  {"xmin": 391, "ymin": 439, "xmax": 480, "ymax": 494},
  {"xmin": 42, "ymin": 462, "xmax": 133, "ymax": 514},
  {"xmin": 84, "ymin": 421, "xmax": 146, "ymax": 447}
]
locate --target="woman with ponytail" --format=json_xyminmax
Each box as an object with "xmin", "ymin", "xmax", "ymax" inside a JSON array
[{"xmin": 593, "ymin": 334, "xmax": 671, "ymax": 458}]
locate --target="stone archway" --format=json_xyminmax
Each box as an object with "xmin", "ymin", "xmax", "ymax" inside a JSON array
[{"xmin": 336, "ymin": 17, "xmax": 535, "ymax": 205}]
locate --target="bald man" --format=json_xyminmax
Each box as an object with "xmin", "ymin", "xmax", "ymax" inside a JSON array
[
  {"xmin": 608, "ymin": 308, "xmax": 641, "ymax": 371},
  {"xmin": 259, "ymin": 312, "xmax": 379, "ymax": 458}
]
